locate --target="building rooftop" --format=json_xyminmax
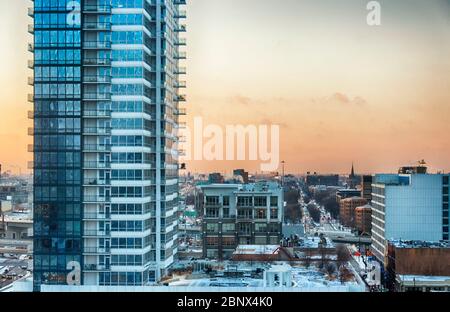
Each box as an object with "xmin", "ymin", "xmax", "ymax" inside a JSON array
[
  {"xmin": 201, "ymin": 181, "xmax": 281, "ymax": 193},
  {"xmin": 397, "ymin": 275, "xmax": 450, "ymax": 283},
  {"xmin": 233, "ymin": 245, "xmax": 281, "ymax": 255},
  {"xmin": 341, "ymin": 196, "xmax": 366, "ymax": 202},
  {"xmin": 389, "ymin": 240, "xmax": 450, "ymax": 249},
  {"xmin": 355, "ymin": 204, "xmax": 372, "ymax": 210}
]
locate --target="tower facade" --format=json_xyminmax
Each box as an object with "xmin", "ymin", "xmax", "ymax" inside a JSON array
[{"xmin": 31, "ymin": 0, "xmax": 186, "ymax": 289}]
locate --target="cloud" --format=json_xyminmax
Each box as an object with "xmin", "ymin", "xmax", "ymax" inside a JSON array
[
  {"xmin": 331, "ymin": 92, "xmax": 350, "ymax": 104},
  {"xmin": 313, "ymin": 93, "xmax": 368, "ymax": 107},
  {"xmin": 353, "ymin": 96, "xmax": 367, "ymax": 106},
  {"xmin": 232, "ymin": 95, "xmax": 253, "ymax": 106}
]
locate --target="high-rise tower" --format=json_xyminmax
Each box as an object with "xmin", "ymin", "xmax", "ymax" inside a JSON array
[{"xmin": 30, "ymin": 0, "xmax": 186, "ymax": 289}]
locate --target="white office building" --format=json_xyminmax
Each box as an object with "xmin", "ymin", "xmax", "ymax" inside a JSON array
[{"xmin": 371, "ymin": 173, "xmax": 449, "ymax": 261}]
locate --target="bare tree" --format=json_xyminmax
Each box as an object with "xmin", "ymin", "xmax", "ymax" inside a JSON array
[
  {"xmin": 304, "ymin": 249, "xmax": 312, "ymax": 268},
  {"xmin": 336, "ymin": 244, "xmax": 351, "ymax": 269},
  {"xmin": 326, "ymin": 262, "xmax": 337, "ymax": 278}
]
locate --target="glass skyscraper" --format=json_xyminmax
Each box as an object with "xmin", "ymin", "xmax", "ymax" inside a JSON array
[{"xmin": 31, "ymin": 0, "xmax": 186, "ymax": 289}]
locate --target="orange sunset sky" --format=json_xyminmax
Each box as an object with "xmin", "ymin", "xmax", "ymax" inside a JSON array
[{"xmin": 0, "ymin": 0, "xmax": 449, "ymax": 175}]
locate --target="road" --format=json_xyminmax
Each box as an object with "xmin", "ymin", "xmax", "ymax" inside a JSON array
[{"xmin": 299, "ymin": 188, "xmax": 372, "ymax": 291}]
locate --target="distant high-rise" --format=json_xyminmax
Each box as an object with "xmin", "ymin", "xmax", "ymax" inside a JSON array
[
  {"xmin": 371, "ymin": 173, "xmax": 449, "ymax": 261},
  {"xmin": 360, "ymin": 175, "xmax": 373, "ymax": 202},
  {"xmin": 30, "ymin": 0, "xmax": 186, "ymax": 289},
  {"xmin": 305, "ymin": 173, "xmax": 339, "ymax": 187}
]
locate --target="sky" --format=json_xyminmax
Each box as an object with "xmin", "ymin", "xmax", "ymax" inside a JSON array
[{"xmin": 0, "ymin": 0, "xmax": 449, "ymax": 175}]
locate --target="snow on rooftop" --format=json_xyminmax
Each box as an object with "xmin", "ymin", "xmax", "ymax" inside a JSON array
[
  {"xmin": 233, "ymin": 245, "xmax": 281, "ymax": 255},
  {"xmin": 389, "ymin": 240, "xmax": 450, "ymax": 249},
  {"xmin": 266, "ymin": 263, "xmax": 292, "ymax": 272},
  {"xmin": 398, "ymin": 275, "xmax": 450, "ymax": 283},
  {"xmin": 168, "ymin": 265, "xmax": 360, "ymax": 290},
  {"xmin": 299, "ymin": 237, "xmax": 335, "ymax": 248}
]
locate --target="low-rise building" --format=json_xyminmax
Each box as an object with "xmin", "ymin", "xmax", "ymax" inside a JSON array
[
  {"xmin": 231, "ymin": 245, "xmax": 294, "ymax": 262},
  {"xmin": 385, "ymin": 240, "xmax": 450, "ymax": 292},
  {"xmin": 201, "ymin": 182, "xmax": 284, "ymax": 260},
  {"xmin": 336, "ymin": 189, "xmax": 361, "ymax": 202},
  {"xmin": 355, "ymin": 204, "xmax": 372, "ymax": 235},
  {"xmin": 339, "ymin": 197, "xmax": 367, "ymax": 228}
]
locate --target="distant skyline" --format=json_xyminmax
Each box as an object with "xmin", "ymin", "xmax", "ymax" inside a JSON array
[{"xmin": 0, "ymin": 0, "xmax": 449, "ymax": 174}]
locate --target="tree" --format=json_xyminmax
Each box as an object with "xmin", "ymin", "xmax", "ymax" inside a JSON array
[
  {"xmin": 304, "ymin": 249, "xmax": 312, "ymax": 268},
  {"xmin": 325, "ymin": 262, "xmax": 337, "ymax": 277},
  {"xmin": 323, "ymin": 196, "xmax": 339, "ymax": 219},
  {"xmin": 313, "ymin": 189, "xmax": 340, "ymax": 219},
  {"xmin": 284, "ymin": 189, "xmax": 303, "ymax": 223},
  {"xmin": 336, "ymin": 244, "xmax": 351, "ymax": 269},
  {"xmin": 307, "ymin": 203, "xmax": 321, "ymax": 223}
]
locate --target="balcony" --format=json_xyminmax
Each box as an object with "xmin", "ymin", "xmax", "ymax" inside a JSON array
[
  {"xmin": 83, "ymin": 22, "xmax": 111, "ymax": 31},
  {"xmin": 27, "ymin": 94, "xmax": 34, "ymax": 102},
  {"xmin": 83, "ymin": 127, "xmax": 112, "ymax": 136},
  {"xmin": 83, "ymin": 264, "xmax": 110, "ymax": 271},
  {"xmin": 175, "ymin": 10, "xmax": 187, "ymax": 19},
  {"xmin": 27, "ymin": 127, "xmax": 34, "ymax": 136},
  {"xmin": 83, "ymin": 41, "xmax": 111, "ymax": 50},
  {"xmin": 175, "ymin": 52, "xmax": 187, "ymax": 59},
  {"xmin": 27, "ymin": 111, "xmax": 34, "ymax": 119},
  {"xmin": 83, "ymin": 5, "xmax": 111, "ymax": 14},
  {"xmin": 27, "ymin": 144, "xmax": 34, "ymax": 152},
  {"xmin": 175, "ymin": 108, "xmax": 187, "ymax": 116},
  {"xmin": 83, "ymin": 161, "xmax": 111, "ymax": 169},
  {"xmin": 28, "ymin": 24, "xmax": 34, "ymax": 34},
  {"xmin": 83, "ymin": 58, "xmax": 111, "ymax": 66},
  {"xmin": 175, "ymin": 67, "xmax": 186, "ymax": 75},
  {"xmin": 83, "ymin": 214, "xmax": 110, "ymax": 221},
  {"xmin": 28, "ymin": 7, "xmax": 34, "ymax": 17},
  {"xmin": 175, "ymin": 25, "xmax": 187, "ymax": 32},
  {"xmin": 84, "ymin": 229, "xmax": 110, "ymax": 236},
  {"xmin": 83, "ymin": 93, "xmax": 111, "ymax": 101},
  {"xmin": 83, "ymin": 196, "xmax": 110, "ymax": 203},
  {"xmin": 83, "ymin": 75, "xmax": 111, "ymax": 84},
  {"xmin": 83, "ymin": 178, "xmax": 110, "ymax": 186},
  {"xmin": 174, "ymin": 94, "xmax": 186, "ymax": 102},
  {"xmin": 83, "ymin": 247, "xmax": 111, "ymax": 254},
  {"xmin": 175, "ymin": 38, "xmax": 187, "ymax": 46},
  {"xmin": 83, "ymin": 110, "xmax": 112, "ymax": 118},
  {"xmin": 27, "ymin": 60, "xmax": 34, "ymax": 69},
  {"xmin": 175, "ymin": 81, "xmax": 187, "ymax": 88},
  {"xmin": 28, "ymin": 43, "xmax": 34, "ymax": 53},
  {"xmin": 83, "ymin": 144, "xmax": 111, "ymax": 152}
]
